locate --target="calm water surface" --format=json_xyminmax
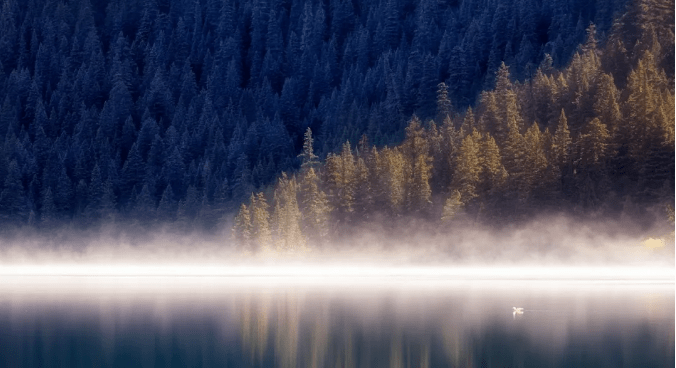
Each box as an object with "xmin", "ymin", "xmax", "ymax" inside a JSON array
[{"xmin": 0, "ymin": 276, "xmax": 673, "ymax": 367}]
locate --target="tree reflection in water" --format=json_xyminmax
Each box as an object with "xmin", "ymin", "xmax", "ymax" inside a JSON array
[{"xmin": 0, "ymin": 281, "xmax": 672, "ymax": 367}]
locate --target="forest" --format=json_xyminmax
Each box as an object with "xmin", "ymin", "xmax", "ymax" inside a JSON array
[{"xmin": 0, "ymin": 0, "xmax": 672, "ymax": 246}]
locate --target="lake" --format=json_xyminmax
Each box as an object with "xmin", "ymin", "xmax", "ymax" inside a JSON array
[{"xmin": 0, "ymin": 270, "xmax": 673, "ymax": 367}]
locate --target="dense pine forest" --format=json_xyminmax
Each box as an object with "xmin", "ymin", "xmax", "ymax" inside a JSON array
[
  {"xmin": 232, "ymin": 0, "xmax": 675, "ymax": 251},
  {"xmin": 0, "ymin": 0, "xmax": 672, "ymax": 243}
]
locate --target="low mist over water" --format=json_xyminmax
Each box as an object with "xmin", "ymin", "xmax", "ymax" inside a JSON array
[
  {"xmin": 0, "ymin": 214, "xmax": 671, "ymax": 367},
  {"xmin": 0, "ymin": 213, "xmax": 673, "ymax": 267}
]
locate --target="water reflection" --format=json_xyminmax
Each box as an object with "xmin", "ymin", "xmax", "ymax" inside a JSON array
[{"xmin": 0, "ymin": 279, "xmax": 672, "ymax": 367}]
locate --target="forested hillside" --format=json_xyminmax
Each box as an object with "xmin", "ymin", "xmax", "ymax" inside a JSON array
[
  {"xmin": 0, "ymin": 0, "xmax": 669, "ymax": 233},
  {"xmin": 232, "ymin": 0, "xmax": 675, "ymax": 251}
]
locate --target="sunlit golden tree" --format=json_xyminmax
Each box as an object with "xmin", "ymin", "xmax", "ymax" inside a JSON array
[
  {"xmin": 441, "ymin": 189, "xmax": 464, "ymax": 222},
  {"xmin": 402, "ymin": 117, "xmax": 432, "ymax": 212},
  {"xmin": 299, "ymin": 168, "xmax": 331, "ymax": 246},
  {"xmin": 233, "ymin": 203, "xmax": 253, "ymax": 249},
  {"xmin": 523, "ymin": 122, "xmax": 549, "ymax": 203},
  {"xmin": 382, "ymin": 147, "xmax": 406, "ymax": 214},
  {"xmin": 251, "ymin": 192, "xmax": 272, "ymax": 252},
  {"xmin": 272, "ymin": 173, "xmax": 305, "ymax": 251},
  {"xmin": 452, "ymin": 130, "xmax": 481, "ymax": 202},
  {"xmin": 478, "ymin": 133, "xmax": 508, "ymax": 200},
  {"xmin": 551, "ymin": 109, "xmax": 572, "ymax": 170}
]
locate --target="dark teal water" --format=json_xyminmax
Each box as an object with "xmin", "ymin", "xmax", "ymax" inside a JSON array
[{"xmin": 0, "ymin": 278, "xmax": 673, "ymax": 367}]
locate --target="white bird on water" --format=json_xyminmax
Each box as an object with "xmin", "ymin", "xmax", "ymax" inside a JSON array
[{"xmin": 513, "ymin": 307, "xmax": 524, "ymax": 318}]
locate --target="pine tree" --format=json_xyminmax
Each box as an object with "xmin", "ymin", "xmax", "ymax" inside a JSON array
[
  {"xmin": 460, "ymin": 107, "xmax": 476, "ymax": 133},
  {"xmin": 250, "ymin": 192, "xmax": 272, "ymax": 252},
  {"xmin": 324, "ymin": 143, "xmax": 355, "ymax": 218},
  {"xmin": 177, "ymin": 185, "xmax": 200, "ymax": 227},
  {"xmin": 0, "ymin": 160, "xmax": 27, "ymax": 223},
  {"xmin": 133, "ymin": 183, "xmax": 156, "ymax": 226},
  {"xmin": 121, "ymin": 143, "xmax": 145, "ymax": 205},
  {"xmin": 298, "ymin": 128, "xmax": 319, "ymax": 171},
  {"xmin": 417, "ymin": 53, "xmax": 439, "ymax": 118},
  {"xmin": 74, "ymin": 179, "xmax": 89, "ymax": 219},
  {"xmin": 402, "ymin": 117, "xmax": 432, "ymax": 212},
  {"xmin": 156, "ymin": 184, "xmax": 177, "ymax": 223},
  {"xmin": 441, "ymin": 190, "xmax": 464, "ymax": 222},
  {"xmin": 523, "ymin": 122, "xmax": 549, "ymax": 204},
  {"xmin": 487, "ymin": 63, "xmax": 524, "ymax": 145},
  {"xmin": 383, "ymin": 147, "xmax": 406, "ymax": 214},
  {"xmin": 83, "ymin": 164, "xmax": 102, "ymax": 222},
  {"xmin": 40, "ymin": 187, "xmax": 57, "ymax": 228},
  {"xmin": 353, "ymin": 157, "xmax": 371, "ymax": 216},
  {"xmin": 299, "ymin": 167, "xmax": 330, "ymax": 246},
  {"xmin": 501, "ymin": 117, "xmax": 528, "ymax": 203},
  {"xmin": 233, "ymin": 203, "xmax": 253, "ymax": 249},
  {"xmin": 231, "ymin": 153, "xmax": 253, "ymax": 203},
  {"xmin": 593, "ymin": 73, "xmax": 622, "ymax": 141},
  {"xmin": 425, "ymin": 120, "xmax": 444, "ymax": 194},
  {"xmin": 577, "ymin": 118, "xmax": 610, "ymax": 173},
  {"xmin": 272, "ymin": 173, "xmax": 305, "ymax": 251},
  {"xmin": 100, "ymin": 179, "xmax": 117, "ymax": 223},
  {"xmin": 551, "ymin": 109, "xmax": 572, "ymax": 170},
  {"xmin": 55, "ymin": 168, "xmax": 74, "ymax": 217},
  {"xmin": 624, "ymin": 52, "xmax": 671, "ymax": 163},
  {"xmin": 478, "ymin": 133, "xmax": 508, "ymax": 200},
  {"xmin": 435, "ymin": 115, "xmax": 463, "ymax": 194},
  {"xmin": 452, "ymin": 130, "xmax": 481, "ymax": 203},
  {"xmin": 436, "ymin": 83, "xmax": 453, "ymax": 123},
  {"xmin": 366, "ymin": 146, "xmax": 387, "ymax": 209}
]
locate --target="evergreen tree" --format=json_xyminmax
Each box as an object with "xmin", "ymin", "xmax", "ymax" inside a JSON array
[
  {"xmin": 577, "ymin": 118, "xmax": 610, "ymax": 173},
  {"xmin": 233, "ymin": 203, "xmax": 253, "ymax": 249},
  {"xmin": 133, "ymin": 183, "xmax": 156, "ymax": 226},
  {"xmin": 40, "ymin": 187, "xmax": 57, "ymax": 228},
  {"xmin": 177, "ymin": 185, "xmax": 200, "ymax": 227},
  {"xmin": 156, "ymin": 184, "xmax": 177, "ymax": 223},
  {"xmin": 324, "ymin": 142, "xmax": 356, "ymax": 217},
  {"xmin": 382, "ymin": 147, "xmax": 406, "ymax": 214},
  {"xmin": 623, "ymin": 52, "xmax": 671, "ymax": 165},
  {"xmin": 478, "ymin": 133, "xmax": 508, "ymax": 201},
  {"xmin": 55, "ymin": 168, "xmax": 74, "ymax": 217},
  {"xmin": 493, "ymin": 63, "xmax": 524, "ymax": 142},
  {"xmin": 501, "ymin": 116, "xmax": 528, "ymax": 204},
  {"xmin": 436, "ymin": 82, "xmax": 453, "ymax": 122},
  {"xmin": 298, "ymin": 128, "xmax": 319, "ymax": 171},
  {"xmin": 441, "ymin": 190, "xmax": 464, "ymax": 222},
  {"xmin": 402, "ymin": 117, "xmax": 432, "ymax": 212},
  {"xmin": 272, "ymin": 173, "xmax": 305, "ymax": 251},
  {"xmin": 163, "ymin": 146, "xmax": 186, "ymax": 198},
  {"xmin": 250, "ymin": 192, "xmax": 272, "ymax": 252},
  {"xmin": 461, "ymin": 107, "xmax": 476, "ymax": 133},
  {"xmin": 523, "ymin": 122, "xmax": 549, "ymax": 204},
  {"xmin": 121, "ymin": 143, "xmax": 145, "ymax": 205},
  {"xmin": 0, "ymin": 160, "xmax": 27, "ymax": 222},
  {"xmin": 74, "ymin": 179, "xmax": 89, "ymax": 219},
  {"xmin": 84, "ymin": 164, "xmax": 103, "ymax": 223},
  {"xmin": 100, "ymin": 178, "xmax": 117, "ymax": 223},
  {"xmin": 300, "ymin": 167, "xmax": 330, "ymax": 246},
  {"xmin": 353, "ymin": 157, "xmax": 371, "ymax": 216},
  {"xmin": 551, "ymin": 109, "xmax": 572, "ymax": 170},
  {"xmin": 593, "ymin": 73, "xmax": 622, "ymax": 141},
  {"xmin": 452, "ymin": 130, "xmax": 481, "ymax": 203}
]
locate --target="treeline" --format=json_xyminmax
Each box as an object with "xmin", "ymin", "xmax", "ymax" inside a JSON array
[
  {"xmin": 0, "ymin": 0, "xmax": 632, "ymax": 230},
  {"xmin": 233, "ymin": 15, "xmax": 674, "ymax": 251}
]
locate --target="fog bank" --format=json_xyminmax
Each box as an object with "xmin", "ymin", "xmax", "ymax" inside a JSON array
[{"xmin": 0, "ymin": 212, "xmax": 673, "ymax": 269}]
